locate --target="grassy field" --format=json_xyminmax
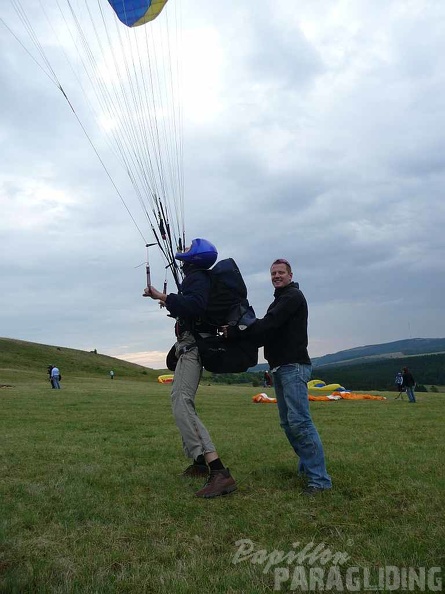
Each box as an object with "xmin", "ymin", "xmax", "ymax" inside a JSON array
[{"xmin": 1, "ymin": 368, "xmax": 444, "ymax": 593}]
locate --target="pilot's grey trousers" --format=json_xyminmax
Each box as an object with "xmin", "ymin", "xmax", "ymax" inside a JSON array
[{"xmin": 171, "ymin": 332, "xmax": 216, "ymax": 460}]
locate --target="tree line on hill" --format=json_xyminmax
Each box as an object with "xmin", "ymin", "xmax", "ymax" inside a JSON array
[
  {"xmin": 316, "ymin": 353, "xmax": 445, "ymax": 391},
  {"xmin": 207, "ymin": 353, "xmax": 445, "ymax": 391}
]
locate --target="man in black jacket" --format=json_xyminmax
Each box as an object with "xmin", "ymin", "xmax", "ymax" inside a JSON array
[
  {"xmin": 143, "ymin": 238, "xmax": 236, "ymax": 498},
  {"xmin": 251, "ymin": 258, "xmax": 331, "ymax": 495},
  {"xmin": 402, "ymin": 367, "xmax": 416, "ymax": 403}
]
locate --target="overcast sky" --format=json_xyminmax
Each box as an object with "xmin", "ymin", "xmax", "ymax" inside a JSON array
[{"xmin": 1, "ymin": 0, "xmax": 445, "ymax": 369}]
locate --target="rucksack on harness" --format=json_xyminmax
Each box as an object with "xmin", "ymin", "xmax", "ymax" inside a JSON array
[
  {"xmin": 201, "ymin": 258, "xmax": 256, "ymax": 330},
  {"xmin": 167, "ymin": 258, "xmax": 258, "ymax": 373}
]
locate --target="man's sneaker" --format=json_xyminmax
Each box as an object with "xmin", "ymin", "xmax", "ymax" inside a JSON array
[
  {"xmin": 195, "ymin": 468, "xmax": 237, "ymax": 498},
  {"xmin": 302, "ymin": 486, "xmax": 330, "ymax": 497},
  {"xmin": 181, "ymin": 463, "xmax": 209, "ymax": 478}
]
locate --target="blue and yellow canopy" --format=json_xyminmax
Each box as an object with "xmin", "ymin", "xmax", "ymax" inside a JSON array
[{"xmin": 108, "ymin": 0, "xmax": 168, "ymax": 27}]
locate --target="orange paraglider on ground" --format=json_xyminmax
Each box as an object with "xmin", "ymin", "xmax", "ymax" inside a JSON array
[
  {"xmin": 252, "ymin": 381, "xmax": 386, "ymax": 403},
  {"xmin": 252, "ymin": 393, "xmax": 277, "ymax": 403},
  {"xmin": 308, "ymin": 392, "xmax": 386, "ymax": 401}
]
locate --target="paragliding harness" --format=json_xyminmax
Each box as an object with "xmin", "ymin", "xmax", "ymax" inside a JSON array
[
  {"xmin": 166, "ymin": 258, "xmax": 258, "ymax": 373},
  {"xmin": 394, "ymin": 373, "xmax": 404, "ymax": 399}
]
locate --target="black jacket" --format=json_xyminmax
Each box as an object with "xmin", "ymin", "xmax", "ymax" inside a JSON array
[
  {"xmin": 402, "ymin": 370, "xmax": 415, "ymax": 388},
  {"xmin": 164, "ymin": 268, "xmax": 214, "ymax": 334},
  {"xmin": 249, "ymin": 281, "xmax": 311, "ymax": 369}
]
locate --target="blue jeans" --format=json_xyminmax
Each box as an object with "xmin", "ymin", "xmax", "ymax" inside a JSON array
[
  {"xmin": 406, "ymin": 386, "xmax": 416, "ymax": 402},
  {"xmin": 273, "ymin": 364, "xmax": 331, "ymax": 489}
]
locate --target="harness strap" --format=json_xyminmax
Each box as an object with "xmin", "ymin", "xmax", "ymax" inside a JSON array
[{"xmin": 178, "ymin": 343, "xmax": 197, "ymax": 357}]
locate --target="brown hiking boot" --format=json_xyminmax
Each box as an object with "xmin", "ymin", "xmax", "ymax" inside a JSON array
[
  {"xmin": 195, "ymin": 468, "xmax": 236, "ymax": 498},
  {"xmin": 181, "ymin": 463, "xmax": 209, "ymax": 478}
]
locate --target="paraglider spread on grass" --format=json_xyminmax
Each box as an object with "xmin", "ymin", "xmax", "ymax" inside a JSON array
[
  {"xmin": 252, "ymin": 393, "xmax": 277, "ymax": 404},
  {"xmin": 252, "ymin": 378, "xmax": 386, "ymax": 403},
  {"xmin": 308, "ymin": 379, "xmax": 386, "ymax": 400},
  {"xmin": 157, "ymin": 374, "xmax": 174, "ymax": 384},
  {"xmin": 308, "ymin": 392, "xmax": 386, "ymax": 401}
]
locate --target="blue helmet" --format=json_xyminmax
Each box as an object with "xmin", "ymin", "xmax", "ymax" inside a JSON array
[{"xmin": 175, "ymin": 238, "xmax": 218, "ymax": 269}]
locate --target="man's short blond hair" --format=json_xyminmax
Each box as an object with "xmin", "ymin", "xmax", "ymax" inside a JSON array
[{"xmin": 271, "ymin": 258, "xmax": 292, "ymax": 274}]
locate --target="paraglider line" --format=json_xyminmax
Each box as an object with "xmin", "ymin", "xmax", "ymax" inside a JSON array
[{"xmin": 57, "ymin": 84, "xmax": 148, "ymax": 245}]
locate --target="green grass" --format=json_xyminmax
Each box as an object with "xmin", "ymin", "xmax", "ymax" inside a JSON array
[{"xmin": 1, "ymin": 371, "xmax": 444, "ymax": 593}]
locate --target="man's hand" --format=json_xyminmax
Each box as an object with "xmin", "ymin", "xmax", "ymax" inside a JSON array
[
  {"xmin": 143, "ymin": 285, "xmax": 167, "ymax": 304},
  {"xmin": 142, "ymin": 286, "xmax": 154, "ymax": 298}
]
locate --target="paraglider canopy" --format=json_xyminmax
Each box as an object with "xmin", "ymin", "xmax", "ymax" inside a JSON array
[{"xmin": 108, "ymin": 0, "xmax": 169, "ymax": 27}]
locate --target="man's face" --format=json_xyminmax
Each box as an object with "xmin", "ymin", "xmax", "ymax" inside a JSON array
[{"xmin": 270, "ymin": 263, "xmax": 292, "ymax": 289}]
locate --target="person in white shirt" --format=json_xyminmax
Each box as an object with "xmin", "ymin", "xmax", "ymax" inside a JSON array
[{"xmin": 51, "ymin": 366, "xmax": 61, "ymax": 389}]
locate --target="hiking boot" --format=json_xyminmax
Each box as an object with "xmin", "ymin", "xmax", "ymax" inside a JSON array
[
  {"xmin": 302, "ymin": 486, "xmax": 330, "ymax": 497},
  {"xmin": 195, "ymin": 468, "xmax": 237, "ymax": 498},
  {"xmin": 181, "ymin": 463, "xmax": 209, "ymax": 478}
]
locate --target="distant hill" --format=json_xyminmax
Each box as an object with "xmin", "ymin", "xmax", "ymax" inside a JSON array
[
  {"xmin": 250, "ymin": 338, "xmax": 445, "ymax": 372},
  {"xmin": 249, "ymin": 338, "xmax": 445, "ymax": 387},
  {"xmin": 312, "ymin": 338, "xmax": 445, "ymax": 368},
  {"xmin": 249, "ymin": 346, "xmax": 445, "ymax": 390},
  {"xmin": 0, "ymin": 337, "xmax": 162, "ymax": 381}
]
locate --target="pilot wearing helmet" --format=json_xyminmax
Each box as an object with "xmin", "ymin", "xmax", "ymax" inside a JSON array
[{"xmin": 143, "ymin": 238, "xmax": 236, "ymax": 499}]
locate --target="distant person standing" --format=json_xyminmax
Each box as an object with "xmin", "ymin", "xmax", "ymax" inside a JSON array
[
  {"xmin": 402, "ymin": 367, "xmax": 416, "ymax": 403},
  {"xmin": 263, "ymin": 370, "xmax": 273, "ymax": 388},
  {"xmin": 47, "ymin": 365, "xmax": 55, "ymax": 388},
  {"xmin": 110, "ymin": 370, "xmax": 115, "ymax": 380},
  {"xmin": 51, "ymin": 366, "xmax": 61, "ymax": 389},
  {"xmin": 394, "ymin": 371, "xmax": 404, "ymax": 399}
]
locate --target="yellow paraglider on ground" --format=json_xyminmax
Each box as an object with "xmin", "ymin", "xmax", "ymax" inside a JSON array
[
  {"xmin": 308, "ymin": 379, "xmax": 346, "ymax": 392},
  {"xmin": 158, "ymin": 374, "xmax": 174, "ymax": 384}
]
